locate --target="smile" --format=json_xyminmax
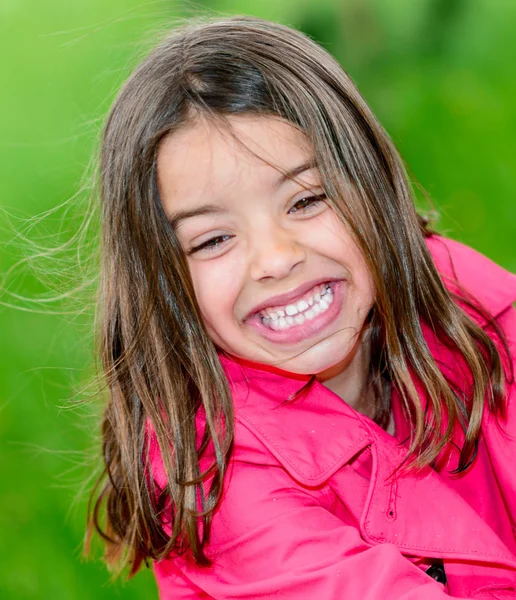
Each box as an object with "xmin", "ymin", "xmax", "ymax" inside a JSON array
[
  {"xmin": 245, "ymin": 280, "xmax": 344, "ymax": 345},
  {"xmin": 260, "ymin": 283, "xmax": 333, "ymax": 331}
]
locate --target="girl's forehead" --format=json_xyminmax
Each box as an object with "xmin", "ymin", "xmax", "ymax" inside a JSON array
[{"xmin": 157, "ymin": 115, "xmax": 319, "ymax": 205}]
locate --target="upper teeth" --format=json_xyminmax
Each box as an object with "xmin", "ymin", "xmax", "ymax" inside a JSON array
[{"xmin": 260, "ymin": 283, "xmax": 331, "ymax": 320}]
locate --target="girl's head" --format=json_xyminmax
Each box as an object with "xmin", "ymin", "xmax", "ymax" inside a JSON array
[
  {"xmin": 93, "ymin": 15, "xmax": 507, "ymax": 571},
  {"xmin": 157, "ymin": 114, "xmax": 376, "ymax": 376},
  {"xmin": 101, "ymin": 14, "xmax": 428, "ymax": 378}
]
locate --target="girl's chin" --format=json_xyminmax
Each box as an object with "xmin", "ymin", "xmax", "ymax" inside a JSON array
[
  {"xmin": 240, "ymin": 337, "xmax": 354, "ymax": 377},
  {"xmin": 270, "ymin": 350, "xmax": 351, "ymax": 377}
]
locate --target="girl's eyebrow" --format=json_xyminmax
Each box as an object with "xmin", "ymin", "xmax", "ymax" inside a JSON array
[
  {"xmin": 273, "ymin": 158, "xmax": 318, "ymax": 191},
  {"xmin": 169, "ymin": 204, "xmax": 228, "ymax": 231},
  {"xmin": 168, "ymin": 158, "xmax": 318, "ymax": 230}
]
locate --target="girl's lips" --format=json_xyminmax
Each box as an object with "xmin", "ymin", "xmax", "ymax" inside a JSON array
[
  {"xmin": 245, "ymin": 281, "xmax": 344, "ymax": 345},
  {"xmin": 244, "ymin": 276, "xmax": 343, "ymax": 320}
]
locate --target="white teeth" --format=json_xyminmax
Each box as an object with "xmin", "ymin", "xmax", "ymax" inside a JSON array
[
  {"xmin": 258, "ymin": 282, "xmax": 337, "ymax": 327},
  {"xmin": 260, "ymin": 283, "xmax": 335, "ymax": 331},
  {"xmin": 297, "ymin": 300, "xmax": 309, "ymax": 312}
]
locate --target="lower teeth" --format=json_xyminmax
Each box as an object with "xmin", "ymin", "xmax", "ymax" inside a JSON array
[{"xmin": 261, "ymin": 285, "xmax": 333, "ymax": 331}]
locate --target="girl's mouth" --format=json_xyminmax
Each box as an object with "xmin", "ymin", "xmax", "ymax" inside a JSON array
[
  {"xmin": 259, "ymin": 282, "xmax": 333, "ymax": 331},
  {"xmin": 245, "ymin": 281, "xmax": 344, "ymax": 344}
]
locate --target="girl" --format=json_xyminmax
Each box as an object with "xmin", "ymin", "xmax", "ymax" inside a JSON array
[{"xmin": 89, "ymin": 14, "xmax": 516, "ymax": 599}]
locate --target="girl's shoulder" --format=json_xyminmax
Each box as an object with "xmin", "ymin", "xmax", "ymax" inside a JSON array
[{"xmin": 426, "ymin": 234, "xmax": 516, "ymax": 319}]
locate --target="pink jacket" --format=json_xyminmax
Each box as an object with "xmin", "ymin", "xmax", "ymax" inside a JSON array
[{"xmin": 150, "ymin": 235, "xmax": 516, "ymax": 599}]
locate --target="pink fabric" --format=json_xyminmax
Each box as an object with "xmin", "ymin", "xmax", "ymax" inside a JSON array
[{"xmin": 151, "ymin": 235, "xmax": 516, "ymax": 599}]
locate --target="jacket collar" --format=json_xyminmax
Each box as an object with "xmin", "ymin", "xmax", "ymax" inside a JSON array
[{"xmin": 219, "ymin": 354, "xmax": 374, "ymax": 486}]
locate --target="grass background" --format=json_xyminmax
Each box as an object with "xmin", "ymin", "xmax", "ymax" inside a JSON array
[{"xmin": 1, "ymin": 0, "xmax": 514, "ymax": 598}]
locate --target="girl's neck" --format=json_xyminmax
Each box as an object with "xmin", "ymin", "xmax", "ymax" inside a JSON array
[{"xmin": 315, "ymin": 327, "xmax": 377, "ymax": 420}]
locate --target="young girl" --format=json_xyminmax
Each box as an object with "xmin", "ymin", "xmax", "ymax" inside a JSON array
[{"xmin": 89, "ymin": 14, "xmax": 516, "ymax": 599}]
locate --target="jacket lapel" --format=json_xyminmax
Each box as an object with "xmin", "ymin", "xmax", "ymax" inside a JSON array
[{"xmin": 221, "ymin": 355, "xmax": 374, "ymax": 486}]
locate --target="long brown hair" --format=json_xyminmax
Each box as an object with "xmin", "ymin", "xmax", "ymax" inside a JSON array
[{"xmin": 87, "ymin": 14, "xmax": 511, "ymax": 574}]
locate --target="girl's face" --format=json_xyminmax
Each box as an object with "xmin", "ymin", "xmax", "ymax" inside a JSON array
[{"xmin": 157, "ymin": 115, "xmax": 375, "ymax": 377}]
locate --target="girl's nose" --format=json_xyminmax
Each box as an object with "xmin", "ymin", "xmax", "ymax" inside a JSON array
[{"xmin": 248, "ymin": 225, "xmax": 306, "ymax": 281}]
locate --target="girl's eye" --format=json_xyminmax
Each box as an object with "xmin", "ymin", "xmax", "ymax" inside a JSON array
[
  {"xmin": 188, "ymin": 234, "xmax": 233, "ymax": 254},
  {"xmin": 288, "ymin": 194, "xmax": 327, "ymax": 214},
  {"xmin": 187, "ymin": 194, "xmax": 326, "ymax": 254}
]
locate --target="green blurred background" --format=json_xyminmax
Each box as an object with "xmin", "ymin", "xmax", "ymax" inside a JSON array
[{"xmin": 1, "ymin": 0, "xmax": 515, "ymax": 598}]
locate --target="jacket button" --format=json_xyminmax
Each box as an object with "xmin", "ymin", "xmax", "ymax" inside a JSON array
[{"xmin": 426, "ymin": 563, "xmax": 447, "ymax": 584}]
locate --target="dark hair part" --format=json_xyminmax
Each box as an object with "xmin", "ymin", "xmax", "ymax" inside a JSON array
[{"xmin": 87, "ymin": 14, "xmax": 511, "ymax": 573}]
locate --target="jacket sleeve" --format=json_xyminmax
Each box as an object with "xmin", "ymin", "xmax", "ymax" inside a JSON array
[{"xmin": 164, "ymin": 456, "xmax": 471, "ymax": 599}]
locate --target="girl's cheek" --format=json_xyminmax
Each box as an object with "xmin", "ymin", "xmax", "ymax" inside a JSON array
[{"xmin": 190, "ymin": 259, "xmax": 243, "ymax": 308}]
